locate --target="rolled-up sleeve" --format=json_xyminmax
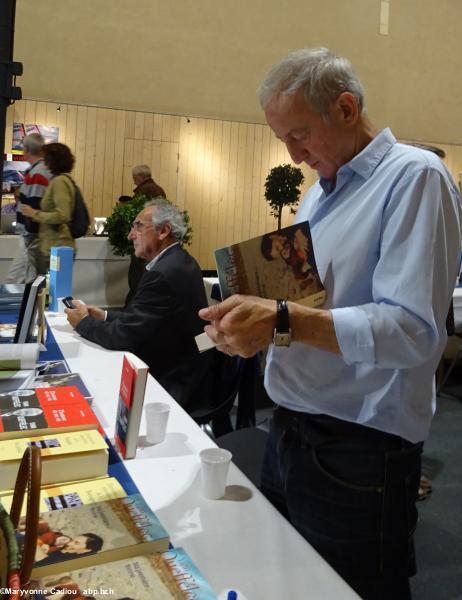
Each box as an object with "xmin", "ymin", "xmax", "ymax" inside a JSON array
[{"xmin": 333, "ymin": 167, "xmax": 461, "ymax": 369}]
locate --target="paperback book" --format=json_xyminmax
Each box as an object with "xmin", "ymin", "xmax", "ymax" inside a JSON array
[
  {"xmin": 27, "ymin": 547, "xmax": 217, "ymax": 599},
  {"xmin": 22, "ymin": 493, "xmax": 169, "ymax": 578},
  {"xmin": 32, "ymin": 372, "xmax": 93, "ymax": 404},
  {"xmin": 1, "ymin": 476, "xmax": 126, "ymax": 515},
  {"xmin": 0, "ymin": 385, "xmax": 99, "ymax": 440},
  {"xmin": 14, "ymin": 275, "xmax": 46, "ymax": 344},
  {"xmin": 0, "ymin": 429, "xmax": 108, "ymax": 491},
  {"xmin": 215, "ymin": 220, "xmax": 326, "ymax": 307},
  {"xmin": 114, "ymin": 353, "xmax": 149, "ymax": 460}
]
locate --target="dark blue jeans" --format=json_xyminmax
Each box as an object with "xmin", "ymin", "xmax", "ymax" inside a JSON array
[{"xmin": 261, "ymin": 407, "xmax": 422, "ymax": 600}]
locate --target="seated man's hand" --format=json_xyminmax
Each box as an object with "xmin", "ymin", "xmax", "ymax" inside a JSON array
[
  {"xmin": 199, "ymin": 295, "xmax": 275, "ymax": 358},
  {"xmin": 86, "ymin": 305, "xmax": 106, "ymax": 320},
  {"xmin": 65, "ymin": 300, "xmax": 90, "ymax": 329}
]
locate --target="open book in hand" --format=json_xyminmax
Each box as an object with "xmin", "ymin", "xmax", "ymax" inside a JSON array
[{"xmin": 215, "ymin": 220, "xmax": 326, "ymax": 307}]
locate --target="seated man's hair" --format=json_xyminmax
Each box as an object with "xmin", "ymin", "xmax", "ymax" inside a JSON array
[{"xmin": 146, "ymin": 198, "xmax": 187, "ymax": 242}]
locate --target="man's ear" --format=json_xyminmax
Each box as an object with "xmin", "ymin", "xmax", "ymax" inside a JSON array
[
  {"xmin": 334, "ymin": 92, "xmax": 359, "ymax": 125},
  {"xmin": 158, "ymin": 222, "xmax": 172, "ymax": 240}
]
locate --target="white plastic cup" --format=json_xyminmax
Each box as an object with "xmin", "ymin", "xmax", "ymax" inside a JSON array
[
  {"xmin": 200, "ymin": 448, "xmax": 232, "ymax": 499},
  {"xmin": 145, "ymin": 402, "xmax": 170, "ymax": 444}
]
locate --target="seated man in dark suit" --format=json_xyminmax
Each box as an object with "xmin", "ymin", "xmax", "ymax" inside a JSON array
[{"xmin": 65, "ymin": 198, "xmax": 212, "ymax": 411}]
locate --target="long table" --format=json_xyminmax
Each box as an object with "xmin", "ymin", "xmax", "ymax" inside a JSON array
[{"xmin": 46, "ymin": 313, "xmax": 358, "ymax": 600}]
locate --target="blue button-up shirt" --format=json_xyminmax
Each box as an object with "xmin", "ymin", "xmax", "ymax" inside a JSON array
[{"xmin": 265, "ymin": 128, "xmax": 462, "ymax": 442}]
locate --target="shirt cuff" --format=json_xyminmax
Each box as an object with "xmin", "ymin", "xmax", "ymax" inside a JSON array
[
  {"xmin": 104, "ymin": 310, "xmax": 107, "ymax": 321},
  {"xmin": 332, "ymin": 306, "xmax": 375, "ymax": 365}
]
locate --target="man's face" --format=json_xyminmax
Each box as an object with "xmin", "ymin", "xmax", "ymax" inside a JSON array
[
  {"xmin": 22, "ymin": 148, "xmax": 33, "ymax": 165},
  {"xmin": 62, "ymin": 535, "xmax": 90, "ymax": 554},
  {"xmin": 265, "ymin": 89, "xmax": 355, "ymax": 180},
  {"xmin": 127, "ymin": 206, "xmax": 166, "ymax": 261},
  {"xmin": 55, "ymin": 535, "xmax": 71, "ymax": 547},
  {"xmin": 269, "ymin": 234, "xmax": 287, "ymax": 258},
  {"xmin": 132, "ymin": 172, "xmax": 145, "ymax": 187}
]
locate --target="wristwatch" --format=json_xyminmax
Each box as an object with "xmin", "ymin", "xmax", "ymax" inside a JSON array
[{"xmin": 273, "ymin": 299, "xmax": 291, "ymax": 347}]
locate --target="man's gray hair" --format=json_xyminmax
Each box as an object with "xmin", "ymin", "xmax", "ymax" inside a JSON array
[
  {"xmin": 132, "ymin": 164, "xmax": 151, "ymax": 179},
  {"xmin": 146, "ymin": 198, "xmax": 187, "ymax": 242},
  {"xmin": 259, "ymin": 47, "xmax": 365, "ymax": 118},
  {"xmin": 22, "ymin": 133, "xmax": 45, "ymax": 156}
]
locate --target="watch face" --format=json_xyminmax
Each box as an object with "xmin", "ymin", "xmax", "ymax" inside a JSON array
[{"xmin": 273, "ymin": 332, "xmax": 291, "ymax": 347}]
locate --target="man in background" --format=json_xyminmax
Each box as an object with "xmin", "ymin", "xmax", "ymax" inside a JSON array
[
  {"xmin": 200, "ymin": 47, "xmax": 462, "ymax": 598},
  {"xmin": 66, "ymin": 198, "xmax": 212, "ymax": 411},
  {"xmin": 10, "ymin": 133, "xmax": 51, "ymax": 282},
  {"xmin": 124, "ymin": 164, "xmax": 167, "ymax": 306},
  {"xmin": 5, "ymin": 185, "xmax": 26, "ymax": 282},
  {"xmin": 132, "ymin": 164, "xmax": 165, "ymax": 199}
]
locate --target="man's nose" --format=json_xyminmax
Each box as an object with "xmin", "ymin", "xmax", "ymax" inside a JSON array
[{"xmin": 286, "ymin": 140, "xmax": 306, "ymax": 165}]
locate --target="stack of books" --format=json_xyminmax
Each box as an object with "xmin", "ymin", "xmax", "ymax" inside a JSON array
[{"xmin": 0, "ymin": 359, "xmax": 218, "ymax": 597}]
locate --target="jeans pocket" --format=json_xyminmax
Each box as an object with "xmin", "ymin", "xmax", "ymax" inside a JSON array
[{"xmin": 312, "ymin": 445, "xmax": 384, "ymax": 493}]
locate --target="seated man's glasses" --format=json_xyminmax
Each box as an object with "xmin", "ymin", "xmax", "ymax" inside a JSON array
[{"xmin": 130, "ymin": 220, "xmax": 153, "ymax": 233}]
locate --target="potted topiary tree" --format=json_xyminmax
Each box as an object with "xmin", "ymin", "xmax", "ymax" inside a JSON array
[
  {"xmin": 264, "ymin": 164, "xmax": 305, "ymax": 229},
  {"xmin": 106, "ymin": 194, "xmax": 192, "ymax": 256}
]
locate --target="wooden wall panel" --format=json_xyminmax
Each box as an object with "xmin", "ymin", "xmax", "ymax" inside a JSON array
[{"xmin": 5, "ymin": 99, "xmax": 462, "ymax": 269}]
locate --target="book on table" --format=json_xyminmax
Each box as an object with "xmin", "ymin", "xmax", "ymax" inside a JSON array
[
  {"xmin": 0, "ymin": 476, "xmax": 126, "ymax": 515},
  {"xmin": 21, "ymin": 493, "xmax": 169, "ymax": 579},
  {"xmin": 28, "ymin": 547, "xmax": 217, "ymax": 599},
  {"xmin": 14, "ymin": 275, "xmax": 46, "ymax": 344},
  {"xmin": 215, "ymin": 220, "xmax": 326, "ymax": 307},
  {"xmin": 114, "ymin": 352, "xmax": 149, "ymax": 460},
  {"xmin": 0, "ymin": 429, "xmax": 109, "ymax": 491},
  {"xmin": 31, "ymin": 372, "xmax": 93, "ymax": 404},
  {"xmin": 0, "ymin": 385, "xmax": 99, "ymax": 440},
  {"xmin": 0, "ymin": 343, "xmax": 41, "ymax": 395}
]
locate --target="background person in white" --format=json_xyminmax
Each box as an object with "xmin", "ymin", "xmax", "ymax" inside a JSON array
[{"xmin": 200, "ymin": 48, "xmax": 462, "ymax": 599}]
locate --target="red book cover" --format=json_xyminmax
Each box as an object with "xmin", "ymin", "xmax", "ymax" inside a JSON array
[
  {"xmin": 114, "ymin": 353, "xmax": 148, "ymax": 459},
  {"xmin": 114, "ymin": 355, "xmax": 136, "ymax": 457},
  {"xmin": 0, "ymin": 386, "xmax": 99, "ymax": 440}
]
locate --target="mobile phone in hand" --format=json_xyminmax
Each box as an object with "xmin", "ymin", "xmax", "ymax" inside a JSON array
[{"xmin": 62, "ymin": 296, "xmax": 75, "ymax": 309}]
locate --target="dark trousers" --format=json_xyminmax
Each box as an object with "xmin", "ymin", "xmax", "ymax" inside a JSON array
[{"xmin": 261, "ymin": 407, "xmax": 422, "ymax": 600}]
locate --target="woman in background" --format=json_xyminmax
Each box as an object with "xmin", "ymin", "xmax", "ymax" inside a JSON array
[{"xmin": 21, "ymin": 142, "xmax": 76, "ymax": 274}]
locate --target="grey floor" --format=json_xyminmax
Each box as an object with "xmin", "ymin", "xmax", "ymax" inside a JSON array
[{"xmin": 410, "ymin": 386, "xmax": 462, "ymax": 599}]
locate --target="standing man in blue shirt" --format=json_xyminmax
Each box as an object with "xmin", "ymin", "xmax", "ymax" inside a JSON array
[{"xmin": 200, "ymin": 48, "xmax": 462, "ymax": 599}]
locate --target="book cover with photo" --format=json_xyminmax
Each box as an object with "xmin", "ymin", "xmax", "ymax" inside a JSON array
[
  {"xmin": 21, "ymin": 493, "xmax": 169, "ymax": 579},
  {"xmin": 215, "ymin": 220, "xmax": 326, "ymax": 307},
  {"xmin": 0, "ymin": 385, "xmax": 99, "ymax": 441},
  {"xmin": 27, "ymin": 547, "xmax": 217, "ymax": 599},
  {"xmin": 114, "ymin": 353, "xmax": 149, "ymax": 460},
  {"xmin": 0, "ymin": 429, "xmax": 108, "ymax": 491},
  {"xmin": 1, "ymin": 476, "xmax": 126, "ymax": 515}
]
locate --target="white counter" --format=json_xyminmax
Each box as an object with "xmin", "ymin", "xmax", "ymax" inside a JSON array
[
  {"xmin": 0, "ymin": 235, "xmax": 129, "ymax": 308},
  {"xmin": 46, "ymin": 314, "xmax": 359, "ymax": 600}
]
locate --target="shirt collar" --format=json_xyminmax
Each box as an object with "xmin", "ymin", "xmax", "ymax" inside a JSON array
[
  {"xmin": 344, "ymin": 127, "xmax": 396, "ymax": 179},
  {"xmin": 319, "ymin": 127, "xmax": 397, "ymax": 193},
  {"xmin": 145, "ymin": 242, "xmax": 180, "ymax": 271}
]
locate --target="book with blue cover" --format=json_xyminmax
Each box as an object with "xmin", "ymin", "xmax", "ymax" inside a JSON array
[{"xmin": 49, "ymin": 246, "xmax": 73, "ymax": 312}]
